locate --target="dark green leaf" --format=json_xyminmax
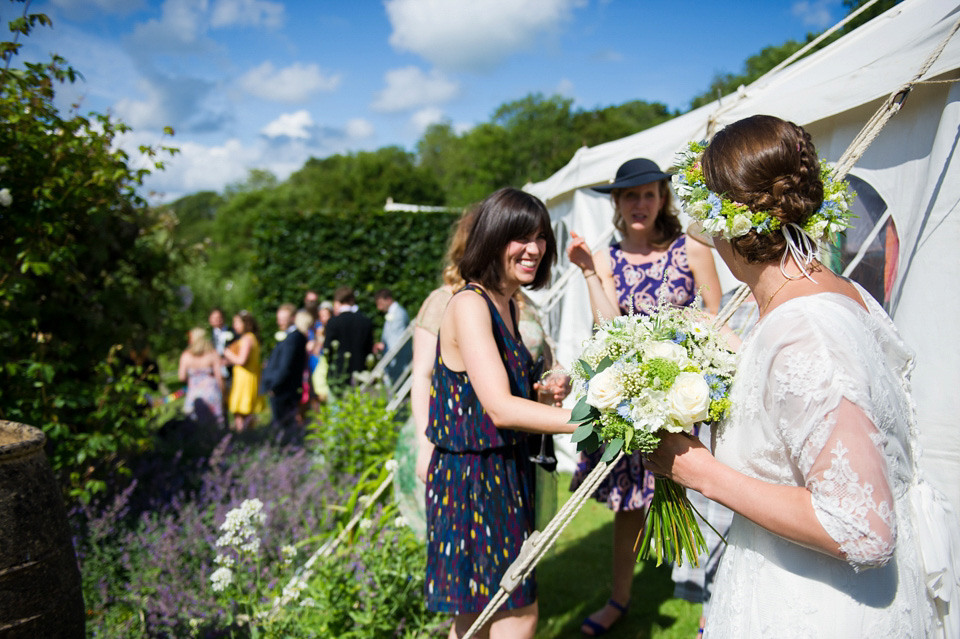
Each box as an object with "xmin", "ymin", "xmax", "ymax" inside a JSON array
[
  {"xmin": 580, "ymin": 431, "xmax": 601, "ymax": 454},
  {"xmin": 569, "ymin": 396, "xmax": 595, "ymax": 423},
  {"xmin": 595, "ymin": 356, "xmax": 613, "ymax": 374},
  {"xmin": 570, "ymin": 422, "xmax": 595, "ymax": 444},
  {"xmin": 600, "ymin": 438, "xmax": 624, "ymax": 463}
]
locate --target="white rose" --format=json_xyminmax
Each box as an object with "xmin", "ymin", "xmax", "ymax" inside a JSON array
[
  {"xmin": 586, "ymin": 367, "xmax": 622, "ymax": 411},
  {"xmin": 688, "ymin": 200, "xmax": 711, "ymax": 218},
  {"xmin": 0, "ymin": 188, "xmax": 11, "ymax": 207},
  {"xmin": 726, "ymin": 213, "xmax": 753, "ymax": 239},
  {"xmin": 665, "ymin": 372, "xmax": 711, "ymax": 429},
  {"xmin": 808, "ymin": 219, "xmax": 828, "ymax": 238},
  {"xmin": 702, "ymin": 216, "xmax": 725, "ymax": 236},
  {"xmin": 644, "ymin": 340, "xmax": 691, "ymax": 369}
]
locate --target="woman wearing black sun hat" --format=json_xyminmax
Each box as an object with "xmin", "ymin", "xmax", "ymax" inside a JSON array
[{"xmin": 566, "ymin": 157, "xmax": 722, "ymax": 636}]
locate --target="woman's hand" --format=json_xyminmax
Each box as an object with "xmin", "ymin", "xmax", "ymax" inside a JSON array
[
  {"xmin": 534, "ymin": 371, "xmax": 571, "ymax": 407},
  {"xmin": 643, "ymin": 431, "xmax": 716, "ymax": 493},
  {"xmin": 567, "ymin": 231, "xmax": 596, "ymax": 274}
]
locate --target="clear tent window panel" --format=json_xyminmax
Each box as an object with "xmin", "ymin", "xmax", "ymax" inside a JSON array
[{"xmin": 823, "ymin": 175, "xmax": 899, "ymax": 311}]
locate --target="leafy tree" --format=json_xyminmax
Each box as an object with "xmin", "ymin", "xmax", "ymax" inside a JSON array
[
  {"xmin": 287, "ymin": 146, "xmax": 445, "ymax": 212},
  {"xmin": 572, "ymin": 100, "xmax": 676, "ymax": 147},
  {"xmin": 841, "ymin": 0, "xmax": 901, "ymax": 35},
  {"xmin": 689, "ymin": 0, "xmax": 902, "ymax": 110},
  {"xmin": 0, "ymin": 2, "xmax": 180, "ymax": 500},
  {"xmin": 689, "ymin": 40, "xmax": 808, "ymax": 109}
]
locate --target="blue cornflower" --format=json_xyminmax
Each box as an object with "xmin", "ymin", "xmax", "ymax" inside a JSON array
[
  {"xmin": 617, "ymin": 401, "xmax": 632, "ymax": 420},
  {"xmin": 672, "ymin": 330, "xmax": 687, "ymax": 344},
  {"xmin": 704, "ymin": 374, "xmax": 728, "ymax": 400},
  {"xmin": 706, "ymin": 192, "xmax": 723, "ymax": 217}
]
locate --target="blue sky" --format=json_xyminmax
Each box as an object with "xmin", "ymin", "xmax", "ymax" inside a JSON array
[{"xmin": 16, "ymin": 0, "xmax": 847, "ymax": 202}]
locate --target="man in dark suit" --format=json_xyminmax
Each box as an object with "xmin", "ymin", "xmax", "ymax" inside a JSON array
[
  {"xmin": 261, "ymin": 304, "xmax": 309, "ymax": 426},
  {"xmin": 323, "ymin": 286, "xmax": 374, "ymax": 388}
]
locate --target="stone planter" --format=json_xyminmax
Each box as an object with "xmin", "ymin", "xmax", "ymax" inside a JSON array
[{"xmin": 0, "ymin": 421, "xmax": 84, "ymax": 638}]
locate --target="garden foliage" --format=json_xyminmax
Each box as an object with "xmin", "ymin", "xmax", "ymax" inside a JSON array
[
  {"xmin": 248, "ymin": 207, "xmax": 460, "ymax": 345},
  {"xmin": 75, "ymin": 387, "xmax": 444, "ymax": 638},
  {"xmin": 0, "ymin": 1, "xmax": 182, "ymax": 501}
]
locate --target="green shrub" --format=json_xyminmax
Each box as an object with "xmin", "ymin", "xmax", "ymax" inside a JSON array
[
  {"xmin": 250, "ymin": 208, "xmax": 460, "ymax": 342},
  {"xmin": 0, "ymin": 3, "xmax": 181, "ymax": 501}
]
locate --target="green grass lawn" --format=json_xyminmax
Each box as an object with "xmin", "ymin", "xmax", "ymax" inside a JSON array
[{"xmin": 534, "ymin": 473, "xmax": 701, "ymax": 639}]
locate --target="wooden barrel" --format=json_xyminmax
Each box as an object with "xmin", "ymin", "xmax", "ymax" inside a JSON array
[{"xmin": 0, "ymin": 421, "xmax": 84, "ymax": 638}]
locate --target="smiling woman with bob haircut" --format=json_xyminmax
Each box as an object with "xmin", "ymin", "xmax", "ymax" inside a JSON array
[{"xmin": 424, "ymin": 187, "xmax": 574, "ymax": 639}]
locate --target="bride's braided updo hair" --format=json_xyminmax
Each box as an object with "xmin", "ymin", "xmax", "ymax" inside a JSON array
[{"xmin": 701, "ymin": 115, "xmax": 824, "ymax": 263}]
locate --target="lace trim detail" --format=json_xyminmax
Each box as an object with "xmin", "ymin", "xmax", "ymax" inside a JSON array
[{"xmin": 809, "ymin": 440, "xmax": 896, "ymax": 569}]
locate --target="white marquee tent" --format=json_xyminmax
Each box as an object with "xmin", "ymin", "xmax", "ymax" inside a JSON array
[{"xmin": 523, "ymin": 0, "xmax": 960, "ymax": 513}]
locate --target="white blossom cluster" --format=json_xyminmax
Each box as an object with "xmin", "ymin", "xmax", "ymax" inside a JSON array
[
  {"xmin": 210, "ymin": 566, "xmax": 234, "ymax": 593},
  {"xmin": 216, "ymin": 498, "xmax": 267, "ymax": 553},
  {"xmin": 210, "ymin": 498, "xmax": 267, "ymax": 593}
]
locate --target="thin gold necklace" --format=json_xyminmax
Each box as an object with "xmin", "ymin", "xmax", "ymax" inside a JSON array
[{"xmin": 761, "ymin": 278, "xmax": 792, "ymax": 315}]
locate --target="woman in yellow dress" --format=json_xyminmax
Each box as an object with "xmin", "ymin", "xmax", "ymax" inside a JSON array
[{"xmin": 224, "ymin": 310, "xmax": 265, "ymax": 432}]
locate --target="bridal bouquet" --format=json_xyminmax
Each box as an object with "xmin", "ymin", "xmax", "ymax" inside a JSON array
[{"xmin": 568, "ymin": 300, "xmax": 736, "ymax": 567}]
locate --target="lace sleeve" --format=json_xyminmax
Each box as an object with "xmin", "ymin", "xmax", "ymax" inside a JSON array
[{"xmin": 763, "ymin": 313, "xmax": 896, "ymax": 569}]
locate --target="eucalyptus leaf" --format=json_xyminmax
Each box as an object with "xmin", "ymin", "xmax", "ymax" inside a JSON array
[
  {"xmin": 581, "ymin": 431, "xmax": 601, "ymax": 454},
  {"xmin": 600, "ymin": 438, "xmax": 623, "ymax": 463},
  {"xmin": 570, "ymin": 422, "xmax": 596, "ymax": 444},
  {"xmin": 569, "ymin": 396, "xmax": 593, "ymax": 423},
  {"xmin": 595, "ymin": 356, "xmax": 613, "ymax": 374}
]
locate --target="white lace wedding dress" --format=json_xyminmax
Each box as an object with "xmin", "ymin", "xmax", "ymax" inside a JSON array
[{"xmin": 705, "ymin": 283, "xmax": 960, "ymax": 638}]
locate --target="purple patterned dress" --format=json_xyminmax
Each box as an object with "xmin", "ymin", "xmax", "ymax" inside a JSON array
[
  {"xmin": 425, "ymin": 284, "xmax": 537, "ymax": 613},
  {"xmin": 570, "ymin": 234, "xmax": 695, "ymax": 511}
]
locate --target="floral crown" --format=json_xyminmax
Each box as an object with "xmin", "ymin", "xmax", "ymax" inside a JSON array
[{"xmin": 671, "ymin": 140, "xmax": 855, "ymax": 245}]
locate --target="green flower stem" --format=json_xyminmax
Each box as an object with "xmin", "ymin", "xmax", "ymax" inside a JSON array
[{"xmin": 639, "ymin": 478, "xmax": 708, "ymax": 568}]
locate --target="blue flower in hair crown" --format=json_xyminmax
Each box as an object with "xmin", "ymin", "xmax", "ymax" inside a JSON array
[{"xmin": 671, "ymin": 140, "xmax": 855, "ymax": 244}]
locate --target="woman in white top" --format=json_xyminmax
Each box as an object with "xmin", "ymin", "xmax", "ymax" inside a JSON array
[{"xmin": 646, "ymin": 114, "xmax": 959, "ymax": 638}]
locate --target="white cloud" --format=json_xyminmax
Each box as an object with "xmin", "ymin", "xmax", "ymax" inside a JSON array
[
  {"xmin": 211, "ymin": 0, "xmax": 285, "ymax": 29},
  {"xmin": 261, "ymin": 110, "xmax": 314, "ymax": 139},
  {"xmin": 345, "ymin": 118, "xmax": 375, "ymax": 140},
  {"xmin": 385, "ymin": 0, "xmax": 586, "ymax": 72},
  {"xmin": 410, "ymin": 107, "xmax": 445, "ymax": 133},
  {"xmin": 112, "ymin": 73, "xmax": 224, "ymax": 133},
  {"xmin": 372, "ymin": 66, "xmax": 459, "ymax": 112},
  {"xmin": 791, "ymin": 0, "xmax": 838, "ymax": 29},
  {"xmin": 238, "ymin": 62, "xmax": 341, "ymax": 102},
  {"xmin": 554, "ymin": 78, "xmax": 574, "ymax": 97},
  {"xmin": 128, "ymin": 0, "xmax": 211, "ymax": 53}
]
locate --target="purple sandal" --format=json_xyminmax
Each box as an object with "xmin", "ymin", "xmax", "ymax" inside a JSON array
[{"xmin": 580, "ymin": 598, "xmax": 629, "ymax": 636}]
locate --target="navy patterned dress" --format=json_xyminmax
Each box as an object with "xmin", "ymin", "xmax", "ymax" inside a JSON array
[
  {"xmin": 570, "ymin": 235, "xmax": 695, "ymax": 511},
  {"xmin": 425, "ymin": 284, "xmax": 537, "ymax": 613}
]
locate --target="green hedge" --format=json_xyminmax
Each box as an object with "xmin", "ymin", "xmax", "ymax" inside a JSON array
[{"xmin": 250, "ymin": 209, "xmax": 461, "ymax": 341}]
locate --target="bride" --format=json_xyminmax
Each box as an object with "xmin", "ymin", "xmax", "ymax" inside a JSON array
[{"xmin": 645, "ymin": 114, "xmax": 959, "ymax": 638}]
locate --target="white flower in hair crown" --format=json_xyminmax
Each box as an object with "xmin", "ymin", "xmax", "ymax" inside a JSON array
[{"xmin": 671, "ymin": 140, "xmax": 855, "ymax": 243}]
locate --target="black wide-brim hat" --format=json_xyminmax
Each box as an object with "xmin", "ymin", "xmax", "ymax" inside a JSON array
[{"xmin": 591, "ymin": 157, "xmax": 672, "ymax": 193}]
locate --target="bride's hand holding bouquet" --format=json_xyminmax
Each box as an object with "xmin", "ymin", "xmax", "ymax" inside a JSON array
[{"xmin": 567, "ymin": 294, "xmax": 735, "ymax": 567}]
